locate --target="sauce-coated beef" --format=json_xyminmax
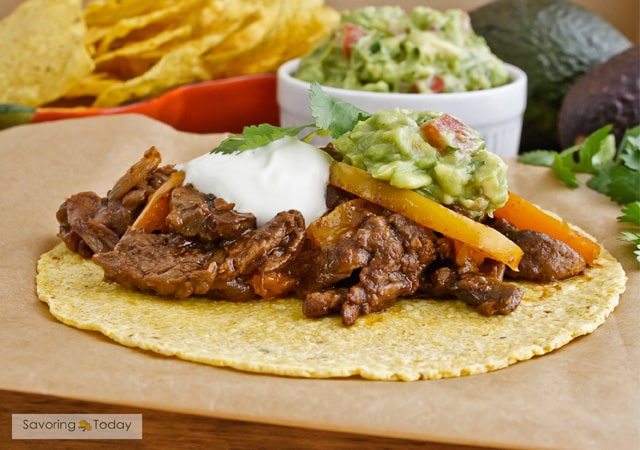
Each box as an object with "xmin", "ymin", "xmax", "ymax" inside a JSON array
[
  {"xmin": 301, "ymin": 211, "xmax": 439, "ymax": 326},
  {"xmin": 57, "ymin": 147, "xmax": 172, "ymax": 258},
  {"xmin": 167, "ymin": 185, "xmax": 256, "ymax": 241},
  {"xmin": 420, "ymin": 267, "xmax": 522, "ymax": 315},
  {"xmin": 491, "ymin": 218, "xmax": 586, "ymax": 281},
  {"xmin": 93, "ymin": 208, "xmax": 306, "ymax": 301},
  {"xmin": 56, "ymin": 149, "xmax": 591, "ymax": 327},
  {"xmin": 92, "ymin": 229, "xmax": 220, "ymax": 298}
]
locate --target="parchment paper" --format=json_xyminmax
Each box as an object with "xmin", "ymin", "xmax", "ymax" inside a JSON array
[{"xmin": 0, "ymin": 114, "xmax": 637, "ymax": 450}]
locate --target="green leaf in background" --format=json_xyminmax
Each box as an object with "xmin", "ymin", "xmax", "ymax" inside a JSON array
[
  {"xmin": 517, "ymin": 149, "xmax": 557, "ymax": 167},
  {"xmin": 619, "ymin": 201, "xmax": 640, "ymax": 224},
  {"xmin": 618, "ymin": 126, "xmax": 640, "ymax": 171},
  {"xmin": 588, "ymin": 164, "xmax": 640, "ymax": 205},
  {"xmin": 551, "ymin": 153, "xmax": 579, "ymax": 188},
  {"xmin": 618, "ymin": 202, "xmax": 640, "ymax": 263},
  {"xmin": 570, "ymin": 125, "xmax": 615, "ymax": 174}
]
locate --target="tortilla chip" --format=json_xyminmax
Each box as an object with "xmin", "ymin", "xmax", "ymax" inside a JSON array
[
  {"xmin": 0, "ymin": 0, "xmax": 95, "ymax": 107},
  {"xmin": 91, "ymin": 2, "xmax": 258, "ymax": 106},
  {"xmin": 36, "ymin": 236, "xmax": 626, "ymax": 381}
]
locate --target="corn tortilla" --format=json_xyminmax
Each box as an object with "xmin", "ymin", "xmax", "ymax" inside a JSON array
[{"xmin": 36, "ymin": 232, "xmax": 626, "ymax": 381}]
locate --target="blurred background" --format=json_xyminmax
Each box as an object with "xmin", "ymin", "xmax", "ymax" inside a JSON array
[
  {"xmin": 328, "ymin": 0, "xmax": 639, "ymax": 43},
  {"xmin": 1, "ymin": 0, "xmax": 638, "ymax": 42}
]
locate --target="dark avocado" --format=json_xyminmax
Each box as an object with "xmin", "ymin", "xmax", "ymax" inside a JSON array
[
  {"xmin": 470, "ymin": 0, "xmax": 631, "ymax": 152},
  {"xmin": 558, "ymin": 45, "xmax": 640, "ymax": 148}
]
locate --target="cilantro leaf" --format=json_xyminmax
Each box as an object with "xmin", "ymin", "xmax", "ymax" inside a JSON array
[
  {"xmin": 212, "ymin": 123, "xmax": 312, "ymax": 154},
  {"xmin": 619, "ymin": 229, "xmax": 640, "ymax": 263},
  {"xmin": 618, "ymin": 126, "xmax": 640, "ymax": 170},
  {"xmin": 619, "ymin": 201, "xmax": 640, "ymax": 224},
  {"xmin": 517, "ymin": 149, "xmax": 558, "ymax": 166},
  {"xmin": 571, "ymin": 125, "xmax": 614, "ymax": 174},
  {"xmin": 551, "ymin": 153, "xmax": 580, "ymax": 188},
  {"xmin": 588, "ymin": 164, "xmax": 640, "ymax": 204},
  {"xmin": 211, "ymin": 84, "xmax": 371, "ymax": 154},
  {"xmin": 309, "ymin": 82, "xmax": 370, "ymax": 138}
]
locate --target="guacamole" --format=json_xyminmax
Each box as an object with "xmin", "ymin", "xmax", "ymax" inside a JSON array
[
  {"xmin": 332, "ymin": 109, "xmax": 509, "ymax": 217},
  {"xmin": 295, "ymin": 6, "xmax": 510, "ymax": 93}
]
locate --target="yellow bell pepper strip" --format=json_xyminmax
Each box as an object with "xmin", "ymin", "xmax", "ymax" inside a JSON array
[
  {"xmin": 307, "ymin": 198, "xmax": 384, "ymax": 247},
  {"xmin": 493, "ymin": 191, "xmax": 601, "ymax": 265},
  {"xmin": 131, "ymin": 170, "xmax": 185, "ymax": 233},
  {"xmin": 328, "ymin": 161, "xmax": 523, "ymax": 270}
]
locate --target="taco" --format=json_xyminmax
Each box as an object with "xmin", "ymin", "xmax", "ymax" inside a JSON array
[{"xmin": 36, "ymin": 89, "xmax": 626, "ymax": 381}]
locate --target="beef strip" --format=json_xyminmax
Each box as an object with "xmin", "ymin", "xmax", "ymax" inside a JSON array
[
  {"xmin": 211, "ymin": 210, "xmax": 306, "ymax": 299},
  {"xmin": 297, "ymin": 202, "xmax": 379, "ymax": 293},
  {"xmin": 166, "ymin": 185, "xmax": 256, "ymax": 241},
  {"xmin": 419, "ymin": 267, "xmax": 523, "ymax": 315},
  {"xmin": 490, "ymin": 218, "xmax": 586, "ymax": 281},
  {"xmin": 216, "ymin": 210, "xmax": 306, "ymax": 280},
  {"xmin": 57, "ymin": 192, "xmax": 126, "ymax": 258},
  {"xmin": 92, "ymin": 228, "xmax": 221, "ymax": 298},
  {"xmin": 57, "ymin": 147, "xmax": 173, "ymax": 257},
  {"xmin": 302, "ymin": 211, "xmax": 439, "ymax": 326},
  {"xmin": 93, "ymin": 209, "xmax": 306, "ymax": 301}
]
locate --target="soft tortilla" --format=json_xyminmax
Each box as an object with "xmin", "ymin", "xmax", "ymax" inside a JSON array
[{"xmin": 36, "ymin": 231, "xmax": 626, "ymax": 381}]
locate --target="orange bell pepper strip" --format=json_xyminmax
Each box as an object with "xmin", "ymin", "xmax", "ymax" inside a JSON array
[
  {"xmin": 131, "ymin": 170, "xmax": 185, "ymax": 233},
  {"xmin": 493, "ymin": 191, "xmax": 601, "ymax": 265},
  {"xmin": 328, "ymin": 161, "xmax": 523, "ymax": 270}
]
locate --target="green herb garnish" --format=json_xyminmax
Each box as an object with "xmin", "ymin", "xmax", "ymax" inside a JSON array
[
  {"xmin": 308, "ymin": 82, "xmax": 371, "ymax": 138},
  {"xmin": 618, "ymin": 202, "xmax": 640, "ymax": 262},
  {"xmin": 213, "ymin": 123, "xmax": 312, "ymax": 154},
  {"xmin": 518, "ymin": 125, "xmax": 640, "ymax": 263},
  {"xmin": 211, "ymin": 82, "xmax": 370, "ymax": 154}
]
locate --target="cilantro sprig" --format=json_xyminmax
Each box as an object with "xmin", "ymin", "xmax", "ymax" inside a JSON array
[
  {"xmin": 518, "ymin": 125, "xmax": 640, "ymax": 263},
  {"xmin": 308, "ymin": 82, "xmax": 371, "ymax": 137},
  {"xmin": 618, "ymin": 202, "xmax": 640, "ymax": 262},
  {"xmin": 213, "ymin": 123, "xmax": 313, "ymax": 154},
  {"xmin": 211, "ymin": 82, "xmax": 371, "ymax": 155}
]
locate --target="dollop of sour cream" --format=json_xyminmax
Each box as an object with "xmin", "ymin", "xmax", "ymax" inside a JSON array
[{"xmin": 177, "ymin": 136, "xmax": 332, "ymax": 226}]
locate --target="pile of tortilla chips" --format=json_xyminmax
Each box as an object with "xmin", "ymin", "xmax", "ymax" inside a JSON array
[
  {"xmin": 0, "ymin": 0, "xmax": 339, "ymax": 108},
  {"xmin": 0, "ymin": 0, "xmax": 94, "ymax": 107}
]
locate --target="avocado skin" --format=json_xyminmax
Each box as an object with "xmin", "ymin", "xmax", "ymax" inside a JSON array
[
  {"xmin": 559, "ymin": 45, "xmax": 640, "ymax": 149},
  {"xmin": 470, "ymin": 0, "xmax": 631, "ymax": 152}
]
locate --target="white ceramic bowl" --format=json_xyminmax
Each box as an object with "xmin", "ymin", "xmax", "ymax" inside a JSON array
[{"xmin": 277, "ymin": 58, "xmax": 527, "ymax": 157}]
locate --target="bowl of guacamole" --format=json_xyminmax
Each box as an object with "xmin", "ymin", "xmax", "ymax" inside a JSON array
[{"xmin": 277, "ymin": 6, "xmax": 527, "ymax": 156}]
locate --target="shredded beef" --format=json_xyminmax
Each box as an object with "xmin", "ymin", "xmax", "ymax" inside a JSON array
[
  {"xmin": 455, "ymin": 273, "xmax": 522, "ymax": 315},
  {"xmin": 166, "ymin": 185, "xmax": 256, "ymax": 241},
  {"xmin": 57, "ymin": 147, "xmax": 173, "ymax": 257},
  {"xmin": 217, "ymin": 210, "xmax": 306, "ymax": 279},
  {"xmin": 92, "ymin": 228, "xmax": 221, "ymax": 298},
  {"xmin": 57, "ymin": 192, "xmax": 126, "ymax": 258},
  {"xmin": 302, "ymin": 211, "xmax": 438, "ymax": 326},
  {"xmin": 92, "ymin": 209, "xmax": 306, "ymax": 301},
  {"xmin": 419, "ymin": 267, "xmax": 522, "ymax": 315},
  {"xmin": 490, "ymin": 218, "xmax": 586, "ymax": 281}
]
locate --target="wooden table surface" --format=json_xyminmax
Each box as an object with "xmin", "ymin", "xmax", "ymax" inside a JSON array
[{"xmin": 1, "ymin": 389, "xmax": 491, "ymax": 449}]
